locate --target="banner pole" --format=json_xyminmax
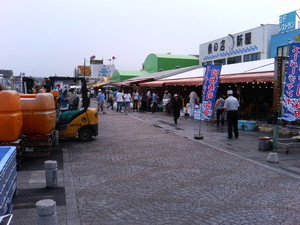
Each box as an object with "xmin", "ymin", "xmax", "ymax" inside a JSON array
[
  {"xmin": 273, "ymin": 98, "xmax": 281, "ymax": 153},
  {"xmin": 194, "ymin": 104, "xmax": 203, "ymax": 139}
]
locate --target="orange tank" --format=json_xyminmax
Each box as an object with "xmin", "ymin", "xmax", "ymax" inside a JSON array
[
  {"xmin": 0, "ymin": 91, "xmax": 23, "ymax": 142},
  {"xmin": 20, "ymin": 93, "xmax": 56, "ymax": 135},
  {"xmin": 20, "ymin": 94, "xmax": 36, "ymax": 98}
]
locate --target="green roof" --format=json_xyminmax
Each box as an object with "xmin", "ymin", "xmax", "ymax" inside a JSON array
[
  {"xmin": 144, "ymin": 53, "xmax": 199, "ymax": 73},
  {"xmin": 153, "ymin": 54, "xmax": 199, "ymax": 60},
  {"xmin": 112, "ymin": 70, "xmax": 149, "ymax": 82}
]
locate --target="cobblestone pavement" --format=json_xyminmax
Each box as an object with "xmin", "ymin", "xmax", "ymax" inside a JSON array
[{"xmin": 67, "ymin": 109, "xmax": 300, "ymax": 225}]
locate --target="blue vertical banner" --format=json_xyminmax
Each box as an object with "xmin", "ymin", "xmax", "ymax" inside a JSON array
[
  {"xmin": 279, "ymin": 11, "xmax": 296, "ymax": 33},
  {"xmin": 200, "ymin": 64, "xmax": 222, "ymax": 120},
  {"xmin": 282, "ymin": 43, "xmax": 300, "ymax": 121}
]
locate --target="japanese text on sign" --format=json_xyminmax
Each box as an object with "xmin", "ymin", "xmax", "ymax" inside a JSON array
[
  {"xmin": 208, "ymin": 32, "xmax": 252, "ymax": 54},
  {"xmin": 282, "ymin": 43, "xmax": 300, "ymax": 121},
  {"xmin": 201, "ymin": 64, "xmax": 222, "ymax": 120},
  {"xmin": 279, "ymin": 11, "xmax": 296, "ymax": 33}
]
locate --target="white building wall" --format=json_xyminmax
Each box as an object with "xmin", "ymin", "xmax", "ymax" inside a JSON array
[{"xmin": 199, "ymin": 24, "xmax": 279, "ymax": 66}]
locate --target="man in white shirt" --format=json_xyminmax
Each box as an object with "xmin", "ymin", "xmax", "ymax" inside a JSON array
[
  {"xmin": 189, "ymin": 90, "xmax": 199, "ymax": 117},
  {"xmin": 124, "ymin": 91, "xmax": 132, "ymax": 113},
  {"xmin": 222, "ymin": 90, "xmax": 240, "ymax": 139},
  {"xmin": 133, "ymin": 91, "xmax": 139, "ymax": 112},
  {"xmin": 116, "ymin": 90, "xmax": 124, "ymax": 112}
]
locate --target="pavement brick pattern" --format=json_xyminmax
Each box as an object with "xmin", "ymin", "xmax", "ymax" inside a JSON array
[{"xmin": 68, "ymin": 111, "xmax": 300, "ymax": 225}]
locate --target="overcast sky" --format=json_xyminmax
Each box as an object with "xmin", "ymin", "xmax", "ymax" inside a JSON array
[{"xmin": 0, "ymin": 0, "xmax": 299, "ymax": 77}]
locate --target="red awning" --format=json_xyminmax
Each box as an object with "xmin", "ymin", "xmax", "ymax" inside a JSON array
[
  {"xmin": 140, "ymin": 72, "xmax": 274, "ymax": 87},
  {"xmin": 220, "ymin": 72, "xmax": 274, "ymax": 83},
  {"xmin": 130, "ymin": 78, "xmax": 154, "ymax": 84},
  {"xmin": 139, "ymin": 80, "xmax": 166, "ymax": 87},
  {"xmin": 164, "ymin": 78, "xmax": 203, "ymax": 86}
]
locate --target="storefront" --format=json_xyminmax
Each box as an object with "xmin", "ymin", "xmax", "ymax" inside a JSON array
[{"xmin": 139, "ymin": 59, "xmax": 275, "ymax": 122}]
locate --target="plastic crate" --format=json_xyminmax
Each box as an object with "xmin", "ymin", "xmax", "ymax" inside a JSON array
[{"xmin": 0, "ymin": 147, "xmax": 17, "ymax": 215}]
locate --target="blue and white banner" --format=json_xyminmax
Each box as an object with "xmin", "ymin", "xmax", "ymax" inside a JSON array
[
  {"xmin": 282, "ymin": 43, "xmax": 300, "ymax": 121},
  {"xmin": 279, "ymin": 11, "xmax": 296, "ymax": 33},
  {"xmin": 201, "ymin": 64, "xmax": 222, "ymax": 120}
]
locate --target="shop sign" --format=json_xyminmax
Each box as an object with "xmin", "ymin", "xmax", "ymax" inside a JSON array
[
  {"xmin": 203, "ymin": 31, "xmax": 258, "ymax": 61},
  {"xmin": 91, "ymin": 64, "xmax": 115, "ymax": 80},
  {"xmin": 282, "ymin": 43, "xmax": 300, "ymax": 121},
  {"xmin": 207, "ymin": 32, "xmax": 252, "ymax": 54},
  {"xmin": 78, "ymin": 65, "xmax": 91, "ymax": 75},
  {"xmin": 208, "ymin": 32, "xmax": 251, "ymax": 54},
  {"xmin": 279, "ymin": 11, "xmax": 296, "ymax": 33},
  {"xmin": 201, "ymin": 64, "xmax": 222, "ymax": 120}
]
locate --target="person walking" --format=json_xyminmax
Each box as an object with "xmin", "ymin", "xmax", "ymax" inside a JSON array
[
  {"xmin": 124, "ymin": 90, "xmax": 132, "ymax": 113},
  {"xmin": 106, "ymin": 90, "xmax": 114, "ymax": 110},
  {"xmin": 147, "ymin": 90, "xmax": 152, "ymax": 112},
  {"xmin": 214, "ymin": 94, "xmax": 226, "ymax": 127},
  {"xmin": 140, "ymin": 92, "xmax": 148, "ymax": 113},
  {"xmin": 222, "ymin": 90, "xmax": 240, "ymax": 139},
  {"xmin": 97, "ymin": 89, "xmax": 106, "ymax": 114},
  {"xmin": 132, "ymin": 90, "xmax": 139, "ymax": 112},
  {"xmin": 116, "ymin": 89, "xmax": 124, "ymax": 112},
  {"xmin": 163, "ymin": 90, "xmax": 172, "ymax": 114},
  {"xmin": 151, "ymin": 91, "xmax": 158, "ymax": 113},
  {"xmin": 189, "ymin": 89, "xmax": 199, "ymax": 118},
  {"xmin": 172, "ymin": 94, "xmax": 182, "ymax": 124}
]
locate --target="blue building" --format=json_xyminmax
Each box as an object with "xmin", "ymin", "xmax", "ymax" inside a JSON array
[
  {"xmin": 271, "ymin": 10, "xmax": 300, "ymax": 58},
  {"xmin": 271, "ymin": 30, "xmax": 300, "ymax": 57}
]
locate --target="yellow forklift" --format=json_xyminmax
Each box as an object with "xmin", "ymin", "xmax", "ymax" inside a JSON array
[{"xmin": 48, "ymin": 77, "xmax": 98, "ymax": 141}]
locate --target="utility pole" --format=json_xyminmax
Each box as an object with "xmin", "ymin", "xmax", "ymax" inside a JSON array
[{"xmin": 83, "ymin": 58, "xmax": 86, "ymax": 79}]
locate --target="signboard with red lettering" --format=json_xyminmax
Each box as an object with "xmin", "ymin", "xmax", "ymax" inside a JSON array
[
  {"xmin": 200, "ymin": 64, "xmax": 222, "ymax": 120},
  {"xmin": 282, "ymin": 43, "xmax": 300, "ymax": 121}
]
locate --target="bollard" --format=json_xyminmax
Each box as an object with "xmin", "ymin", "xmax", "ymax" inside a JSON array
[
  {"xmin": 44, "ymin": 160, "xmax": 58, "ymax": 188},
  {"xmin": 36, "ymin": 199, "xmax": 58, "ymax": 225},
  {"xmin": 267, "ymin": 152, "xmax": 279, "ymax": 163}
]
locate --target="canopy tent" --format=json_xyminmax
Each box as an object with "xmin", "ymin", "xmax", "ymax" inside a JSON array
[
  {"xmin": 113, "ymin": 65, "xmax": 199, "ymax": 86},
  {"xmin": 111, "ymin": 70, "xmax": 149, "ymax": 83},
  {"xmin": 89, "ymin": 82, "xmax": 111, "ymax": 88},
  {"xmin": 140, "ymin": 59, "xmax": 275, "ymax": 87},
  {"xmin": 140, "ymin": 71, "xmax": 273, "ymax": 87}
]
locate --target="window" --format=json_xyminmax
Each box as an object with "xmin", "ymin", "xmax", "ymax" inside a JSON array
[
  {"xmin": 277, "ymin": 45, "xmax": 289, "ymax": 57},
  {"xmin": 227, "ymin": 56, "xmax": 242, "ymax": 64},
  {"xmin": 243, "ymin": 53, "xmax": 261, "ymax": 62},
  {"xmin": 214, "ymin": 58, "xmax": 226, "ymax": 65}
]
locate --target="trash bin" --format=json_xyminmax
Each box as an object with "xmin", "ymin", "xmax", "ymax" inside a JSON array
[{"xmin": 258, "ymin": 137, "xmax": 271, "ymax": 151}]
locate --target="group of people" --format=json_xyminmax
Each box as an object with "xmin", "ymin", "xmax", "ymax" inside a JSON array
[
  {"xmin": 188, "ymin": 88, "xmax": 240, "ymax": 139},
  {"xmin": 97, "ymin": 89, "xmax": 163, "ymax": 114},
  {"xmin": 58, "ymin": 88, "xmax": 80, "ymax": 110},
  {"xmin": 214, "ymin": 90, "xmax": 240, "ymax": 139},
  {"xmin": 96, "ymin": 88, "xmax": 240, "ymax": 139}
]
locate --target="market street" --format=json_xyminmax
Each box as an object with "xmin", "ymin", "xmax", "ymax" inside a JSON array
[
  {"xmin": 12, "ymin": 105, "xmax": 300, "ymax": 225},
  {"xmin": 68, "ymin": 108, "xmax": 300, "ymax": 225}
]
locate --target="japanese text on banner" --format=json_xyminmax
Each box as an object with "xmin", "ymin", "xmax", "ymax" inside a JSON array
[
  {"xmin": 282, "ymin": 43, "xmax": 300, "ymax": 121},
  {"xmin": 201, "ymin": 64, "xmax": 222, "ymax": 120}
]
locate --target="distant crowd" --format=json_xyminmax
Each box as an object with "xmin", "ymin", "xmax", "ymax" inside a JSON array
[{"xmin": 96, "ymin": 89, "xmax": 171, "ymax": 114}]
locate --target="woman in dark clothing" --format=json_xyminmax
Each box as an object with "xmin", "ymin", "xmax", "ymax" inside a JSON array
[
  {"xmin": 172, "ymin": 94, "xmax": 182, "ymax": 124},
  {"xmin": 140, "ymin": 92, "xmax": 148, "ymax": 113}
]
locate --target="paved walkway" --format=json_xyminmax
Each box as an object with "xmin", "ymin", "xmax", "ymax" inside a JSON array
[{"xmin": 11, "ymin": 106, "xmax": 300, "ymax": 225}]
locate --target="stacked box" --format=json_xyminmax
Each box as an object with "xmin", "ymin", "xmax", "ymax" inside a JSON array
[{"xmin": 0, "ymin": 146, "xmax": 17, "ymax": 215}]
